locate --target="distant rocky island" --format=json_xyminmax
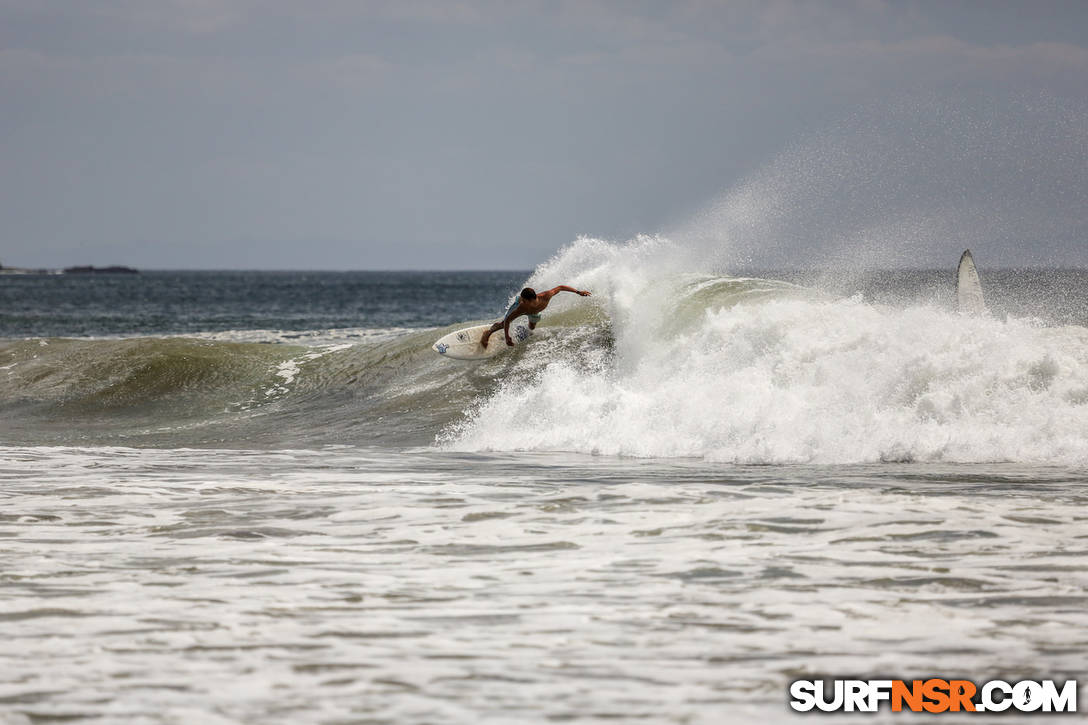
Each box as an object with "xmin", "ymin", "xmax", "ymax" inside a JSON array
[
  {"xmin": 0, "ymin": 263, "xmax": 138, "ymax": 275},
  {"xmin": 61, "ymin": 265, "xmax": 139, "ymax": 275}
]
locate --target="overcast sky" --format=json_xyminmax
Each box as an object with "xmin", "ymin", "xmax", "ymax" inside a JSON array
[{"xmin": 1, "ymin": 0, "xmax": 1086, "ymax": 270}]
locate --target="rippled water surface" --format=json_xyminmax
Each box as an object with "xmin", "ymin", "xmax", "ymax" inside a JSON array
[
  {"xmin": 3, "ymin": 446, "xmax": 1086, "ymax": 723},
  {"xmin": 5, "ymin": 262, "xmax": 1088, "ymax": 722}
]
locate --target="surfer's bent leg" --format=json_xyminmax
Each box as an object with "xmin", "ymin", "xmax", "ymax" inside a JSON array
[{"xmin": 480, "ymin": 321, "xmax": 504, "ymax": 347}]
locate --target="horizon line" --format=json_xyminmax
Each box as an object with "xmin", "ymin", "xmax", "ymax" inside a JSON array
[{"xmin": 5, "ymin": 264, "xmax": 1088, "ymax": 273}]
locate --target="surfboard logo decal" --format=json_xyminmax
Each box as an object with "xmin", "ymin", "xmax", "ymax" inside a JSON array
[
  {"xmin": 435, "ymin": 343, "xmax": 448, "ymax": 354},
  {"xmin": 515, "ymin": 326, "xmax": 530, "ymax": 342}
]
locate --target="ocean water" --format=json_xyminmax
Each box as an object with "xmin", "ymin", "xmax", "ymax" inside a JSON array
[{"xmin": 2, "ymin": 242, "xmax": 1087, "ymax": 723}]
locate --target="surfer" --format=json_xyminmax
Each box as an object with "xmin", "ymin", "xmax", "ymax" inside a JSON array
[{"xmin": 481, "ymin": 286, "xmax": 591, "ymax": 348}]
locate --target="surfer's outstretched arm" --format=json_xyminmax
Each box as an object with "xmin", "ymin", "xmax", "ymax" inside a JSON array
[{"xmin": 546, "ymin": 285, "xmax": 591, "ymax": 297}]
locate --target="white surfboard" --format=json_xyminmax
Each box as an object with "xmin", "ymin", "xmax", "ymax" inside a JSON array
[
  {"xmin": 432, "ymin": 322, "xmax": 532, "ymax": 360},
  {"xmin": 956, "ymin": 249, "xmax": 986, "ymax": 315}
]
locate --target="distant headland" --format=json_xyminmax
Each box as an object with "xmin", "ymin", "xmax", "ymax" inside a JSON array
[{"xmin": 0, "ymin": 262, "xmax": 138, "ymax": 275}]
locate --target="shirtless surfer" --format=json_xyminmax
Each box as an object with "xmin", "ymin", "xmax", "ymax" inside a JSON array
[{"xmin": 480, "ymin": 286, "xmax": 591, "ymax": 348}]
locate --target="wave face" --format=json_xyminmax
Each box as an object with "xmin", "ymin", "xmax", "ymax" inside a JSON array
[
  {"xmin": 442, "ymin": 237, "xmax": 1088, "ymax": 464},
  {"xmin": 0, "ymin": 330, "xmax": 490, "ymax": 447}
]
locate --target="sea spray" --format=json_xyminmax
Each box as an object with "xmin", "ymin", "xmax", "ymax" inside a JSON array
[
  {"xmin": 443, "ymin": 237, "xmax": 1088, "ymax": 464},
  {"xmin": 670, "ymin": 93, "xmax": 1088, "ymax": 271}
]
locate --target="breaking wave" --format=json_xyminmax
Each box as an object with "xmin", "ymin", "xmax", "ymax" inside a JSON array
[
  {"xmin": 4, "ymin": 236, "xmax": 1088, "ymax": 464},
  {"xmin": 441, "ymin": 236, "xmax": 1088, "ymax": 464}
]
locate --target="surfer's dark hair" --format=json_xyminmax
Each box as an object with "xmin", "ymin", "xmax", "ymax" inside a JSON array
[{"xmin": 520, "ymin": 288, "xmax": 537, "ymax": 301}]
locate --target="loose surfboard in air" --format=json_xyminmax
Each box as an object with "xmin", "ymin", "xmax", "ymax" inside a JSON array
[
  {"xmin": 432, "ymin": 322, "xmax": 532, "ymax": 360},
  {"xmin": 956, "ymin": 249, "xmax": 986, "ymax": 315}
]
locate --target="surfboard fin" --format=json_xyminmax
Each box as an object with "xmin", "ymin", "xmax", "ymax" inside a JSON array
[{"xmin": 956, "ymin": 249, "xmax": 986, "ymax": 315}]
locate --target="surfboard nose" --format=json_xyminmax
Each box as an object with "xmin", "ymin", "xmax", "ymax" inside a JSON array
[{"xmin": 956, "ymin": 249, "xmax": 986, "ymax": 315}]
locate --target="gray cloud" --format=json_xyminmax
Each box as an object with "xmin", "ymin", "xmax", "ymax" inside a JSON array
[{"xmin": 1, "ymin": 0, "xmax": 1085, "ymax": 269}]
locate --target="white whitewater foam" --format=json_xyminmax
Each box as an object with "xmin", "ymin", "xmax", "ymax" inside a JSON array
[
  {"xmin": 5, "ymin": 444, "xmax": 1085, "ymax": 721},
  {"xmin": 192, "ymin": 326, "xmax": 416, "ymax": 346},
  {"xmin": 264, "ymin": 343, "xmax": 353, "ymax": 397},
  {"xmin": 445, "ymin": 237, "xmax": 1088, "ymax": 465},
  {"xmin": 72, "ymin": 327, "xmax": 418, "ymax": 345}
]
